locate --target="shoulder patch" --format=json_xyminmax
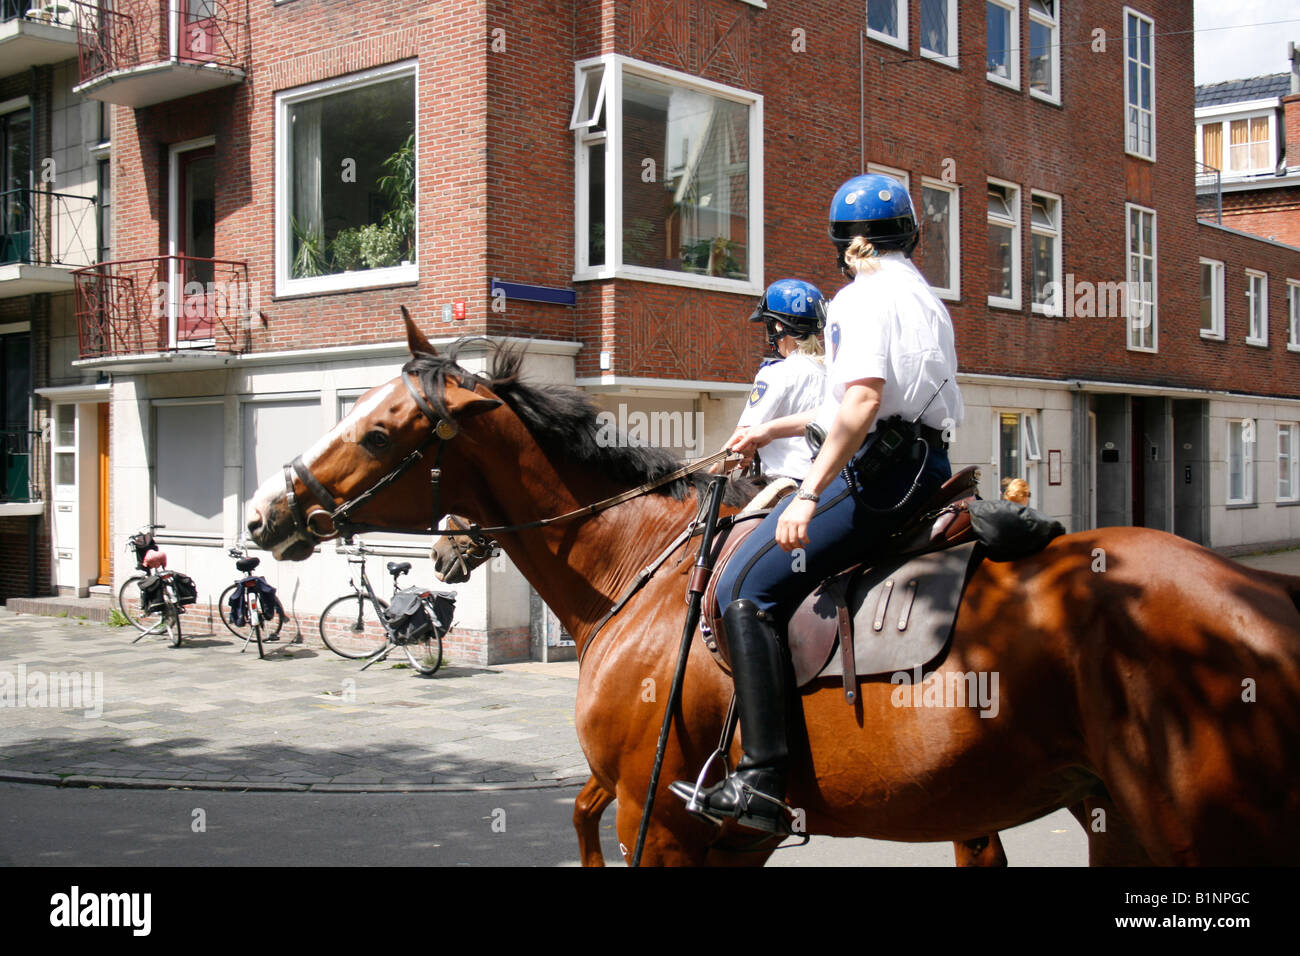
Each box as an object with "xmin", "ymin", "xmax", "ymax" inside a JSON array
[
  {"xmin": 748, "ymin": 381, "xmax": 769, "ymax": 406},
  {"xmin": 830, "ymin": 322, "xmax": 841, "ymax": 361}
]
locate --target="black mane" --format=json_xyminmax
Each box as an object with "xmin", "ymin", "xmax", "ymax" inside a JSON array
[{"xmin": 404, "ymin": 339, "xmax": 694, "ymax": 500}]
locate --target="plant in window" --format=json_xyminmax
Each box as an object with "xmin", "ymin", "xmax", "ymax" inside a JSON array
[
  {"xmin": 377, "ymin": 132, "xmax": 415, "ymax": 258},
  {"xmin": 291, "ymin": 216, "xmax": 328, "ymax": 278},
  {"xmin": 330, "ymin": 226, "xmax": 364, "ymax": 272},
  {"xmin": 358, "ymin": 222, "xmax": 403, "ymax": 270}
]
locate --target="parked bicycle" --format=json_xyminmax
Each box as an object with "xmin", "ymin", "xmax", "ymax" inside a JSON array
[
  {"xmin": 220, "ymin": 546, "xmax": 288, "ymax": 659},
  {"xmin": 117, "ymin": 524, "xmax": 198, "ymax": 648},
  {"xmin": 318, "ymin": 540, "xmax": 453, "ymax": 675}
]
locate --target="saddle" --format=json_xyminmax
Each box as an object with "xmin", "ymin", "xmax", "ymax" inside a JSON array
[{"xmin": 701, "ymin": 466, "xmax": 983, "ymax": 704}]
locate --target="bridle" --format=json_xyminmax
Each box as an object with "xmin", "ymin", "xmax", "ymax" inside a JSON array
[{"xmin": 440, "ymin": 514, "xmax": 497, "ymax": 578}]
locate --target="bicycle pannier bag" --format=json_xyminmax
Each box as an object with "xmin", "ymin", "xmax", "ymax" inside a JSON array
[
  {"xmin": 138, "ymin": 575, "xmax": 166, "ymax": 613},
  {"xmin": 253, "ymin": 576, "xmax": 283, "ymax": 616},
  {"xmin": 227, "ymin": 587, "xmax": 247, "ymax": 627},
  {"xmin": 384, "ymin": 588, "xmax": 434, "ymax": 642},
  {"xmin": 170, "ymin": 572, "xmax": 198, "ymax": 607}
]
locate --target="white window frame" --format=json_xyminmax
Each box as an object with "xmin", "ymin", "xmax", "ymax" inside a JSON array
[
  {"xmin": 51, "ymin": 403, "xmax": 76, "ymax": 500},
  {"xmin": 1278, "ymin": 422, "xmax": 1299, "ymax": 503},
  {"xmin": 1027, "ymin": 0, "xmax": 1060, "ymax": 104},
  {"xmin": 1029, "ymin": 189, "xmax": 1061, "ymax": 316},
  {"xmin": 1286, "ymin": 279, "xmax": 1300, "ymax": 352},
  {"xmin": 1245, "ymin": 269, "xmax": 1268, "ymax": 347},
  {"xmin": 1199, "ymin": 257, "xmax": 1224, "ymax": 340},
  {"xmin": 571, "ymin": 53, "xmax": 765, "ymax": 296},
  {"xmin": 274, "ymin": 60, "xmax": 419, "ymax": 298},
  {"xmin": 919, "ymin": 176, "xmax": 960, "ymax": 301},
  {"xmin": 992, "ymin": 409, "xmax": 1041, "ymax": 503},
  {"xmin": 1123, "ymin": 7, "xmax": 1156, "ymax": 161},
  {"xmin": 1196, "ymin": 109, "xmax": 1277, "ymax": 179},
  {"xmin": 987, "ymin": 178, "xmax": 1020, "ymax": 310},
  {"xmin": 867, "ymin": 162, "xmax": 909, "ymax": 191},
  {"xmin": 919, "ymin": 0, "xmax": 959, "ymax": 67},
  {"xmin": 1124, "ymin": 203, "xmax": 1156, "ymax": 352},
  {"xmin": 866, "ymin": 0, "xmax": 909, "ymax": 51},
  {"xmin": 1227, "ymin": 418, "xmax": 1255, "ymax": 505},
  {"xmin": 986, "ymin": 0, "xmax": 1020, "ymax": 90}
]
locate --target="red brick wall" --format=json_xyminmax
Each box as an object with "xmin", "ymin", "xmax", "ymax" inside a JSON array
[{"xmin": 1218, "ymin": 185, "xmax": 1300, "ymax": 249}]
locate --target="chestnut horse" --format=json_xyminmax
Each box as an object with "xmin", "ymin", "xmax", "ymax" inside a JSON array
[
  {"xmin": 247, "ymin": 321, "xmax": 1300, "ymax": 866},
  {"xmin": 432, "ymin": 512, "xmax": 1009, "ymax": 867}
]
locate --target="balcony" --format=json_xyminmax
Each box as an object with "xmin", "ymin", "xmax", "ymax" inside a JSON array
[
  {"xmin": 74, "ymin": 255, "xmax": 252, "ymax": 368},
  {"xmin": 71, "ymin": 0, "xmax": 247, "ymax": 108},
  {"xmin": 0, "ymin": 1, "xmax": 84, "ymax": 78},
  {"xmin": 1, "ymin": 427, "xmax": 42, "ymax": 516},
  {"xmin": 0, "ymin": 188, "xmax": 97, "ymax": 298}
]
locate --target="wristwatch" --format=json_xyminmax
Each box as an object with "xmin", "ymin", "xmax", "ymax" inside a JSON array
[{"xmin": 795, "ymin": 487, "xmax": 820, "ymax": 503}]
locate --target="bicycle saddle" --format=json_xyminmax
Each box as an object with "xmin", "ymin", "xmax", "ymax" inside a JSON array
[
  {"xmin": 387, "ymin": 561, "xmax": 412, "ymax": 577},
  {"xmin": 237, "ymin": 556, "xmax": 260, "ymax": 573},
  {"xmin": 143, "ymin": 551, "xmax": 167, "ymax": 570}
]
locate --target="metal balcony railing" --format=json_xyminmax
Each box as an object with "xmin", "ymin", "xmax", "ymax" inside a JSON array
[
  {"xmin": 1, "ymin": 427, "xmax": 37, "ymax": 503},
  {"xmin": 74, "ymin": 255, "xmax": 252, "ymax": 359},
  {"xmin": 1195, "ymin": 161, "xmax": 1222, "ymax": 225},
  {"xmin": 71, "ymin": 0, "xmax": 248, "ymax": 86},
  {"xmin": 0, "ymin": 188, "xmax": 96, "ymax": 269}
]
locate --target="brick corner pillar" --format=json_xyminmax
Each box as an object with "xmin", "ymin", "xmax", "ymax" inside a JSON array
[{"xmin": 1284, "ymin": 93, "xmax": 1300, "ymax": 169}]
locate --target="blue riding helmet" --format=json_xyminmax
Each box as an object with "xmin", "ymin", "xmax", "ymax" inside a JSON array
[
  {"xmin": 749, "ymin": 278, "xmax": 827, "ymax": 351},
  {"xmin": 828, "ymin": 173, "xmax": 920, "ymax": 258}
]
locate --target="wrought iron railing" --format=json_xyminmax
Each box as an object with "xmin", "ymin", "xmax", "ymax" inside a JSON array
[
  {"xmin": 1, "ymin": 427, "xmax": 37, "ymax": 503},
  {"xmin": 0, "ymin": 188, "xmax": 96, "ymax": 269},
  {"xmin": 74, "ymin": 255, "xmax": 252, "ymax": 359},
  {"xmin": 70, "ymin": 0, "xmax": 249, "ymax": 86},
  {"xmin": 1195, "ymin": 160, "xmax": 1222, "ymax": 225}
]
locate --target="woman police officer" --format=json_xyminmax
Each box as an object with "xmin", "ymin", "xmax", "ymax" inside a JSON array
[
  {"xmin": 725, "ymin": 278, "xmax": 828, "ymax": 485},
  {"xmin": 674, "ymin": 173, "xmax": 965, "ymax": 833}
]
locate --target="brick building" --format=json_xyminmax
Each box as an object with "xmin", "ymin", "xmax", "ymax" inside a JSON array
[{"xmin": 4, "ymin": 1, "xmax": 1299, "ymax": 663}]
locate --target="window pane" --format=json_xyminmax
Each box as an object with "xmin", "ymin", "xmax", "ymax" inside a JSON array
[
  {"xmin": 917, "ymin": 185, "xmax": 951, "ymax": 290},
  {"xmin": 155, "ymin": 404, "xmax": 223, "ymax": 533},
  {"xmin": 55, "ymin": 452, "xmax": 74, "ymax": 487},
  {"xmin": 921, "ymin": 0, "xmax": 948, "ymax": 55},
  {"xmin": 988, "ymin": 223, "xmax": 1012, "ymax": 299},
  {"xmin": 1280, "ymin": 426, "xmax": 1293, "ymax": 499},
  {"xmin": 1000, "ymin": 412, "xmax": 1021, "ymax": 481},
  {"xmin": 1229, "ymin": 421, "xmax": 1243, "ymax": 500},
  {"xmin": 587, "ymin": 140, "xmax": 605, "ymax": 267},
  {"xmin": 288, "ymin": 74, "xmax": 415, "ymax": 278},
  {"xmin": 1031, "ymin": 232, "xmax": 1055, "ymax": 306},
  {"xmin": 1029, "ymin": 20, "xmax": 1054, "ymax": 95},
  {"xmin": 55, "ymin": 403, "xmax": 75, "ymax": 447},
  {"xmin": 622, "ymin": 73, "xmax": 750, "ymax": 280},
  {"xmin": 987, "ymin": 3, "xmax": 1011, "ymax": 77},
  {"xmin": 1200, "ymin": 264, "xmax": 1214, "ymax": 331},
  {"xmin": 868, "ymin": 0, "xmax": 899, "ymax": 37},
  {"xmin": 243, "ymin": 400, "xmax": 321, "ymax": 506}
]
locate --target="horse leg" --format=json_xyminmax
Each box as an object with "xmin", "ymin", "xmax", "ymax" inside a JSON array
[
  {"xmin": 952, "ymin": 833, "xmax": 1008, "ymax": 867},
  {"xmin": 612, "ymin": 788, "xmax": 719, "ymax": 867},
  {"xmin": 1067, "ymin": 797, "xmax": 1154, "ymax": 866},
  {"xmin": 573, "ymin": 776, "xmax": 615, "ymax": 867}
]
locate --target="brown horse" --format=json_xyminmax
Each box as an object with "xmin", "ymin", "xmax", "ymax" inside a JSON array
[{"xmin": 247, "ymin": 320, "xmax": 1300, "ymax": 866}]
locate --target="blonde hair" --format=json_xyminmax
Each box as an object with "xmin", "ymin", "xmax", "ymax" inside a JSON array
[
  {"xmin": 796, "ymin": 334, "xmax": 824, "ymax": 361},
  {"xmin": 843, "ymin": 236, "xmax": 886, "ymax": 278},
  {"xmin": 1002, "ymin": 478, "xmax": 1030, "ymax": 504}
]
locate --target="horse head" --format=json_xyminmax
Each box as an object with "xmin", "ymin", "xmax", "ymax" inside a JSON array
[
  {"xmin": 244, "ymin": 310, "xmax": 501, "ymax": 560},
  {"xmin": 432, "ymin": 514, "xmax": 497, "ymax": 583}
]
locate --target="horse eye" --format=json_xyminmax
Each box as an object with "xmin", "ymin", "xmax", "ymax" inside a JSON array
[{"xmin": 366, "ymin": 430, "xmax": 391, "ymax": 450}]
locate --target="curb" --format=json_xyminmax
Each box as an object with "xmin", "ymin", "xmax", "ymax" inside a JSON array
[{"xmin": 0, "ymin": 770, "xmax": 591, "ymax": 794}]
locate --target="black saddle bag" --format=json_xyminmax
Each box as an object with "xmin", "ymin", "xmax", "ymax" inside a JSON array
[
  {"xmin": 384, "ymin": 588, "xmax": 457, "ymax": 642},
  {"xmin": 170, "ymin": 572, "xmax": 198, "ymax": 607},
  {"xmin": 138, "ymin": 575, "xmax": 166, "ymax": 613},
  {"xmin": 968, "ymin": 499, "xmax": 1066, "ymax": 561}
]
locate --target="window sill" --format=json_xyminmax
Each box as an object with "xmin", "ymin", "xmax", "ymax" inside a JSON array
[
  {"xmin": 866, "ymin": 30, "xmax": 908, "ymax": 52},
  {"xmin": 1276, "ymin": 499, "xmax": 1300, "ymax": 507},
  {"xmin": 932, "ymin": 288, "xmax": 960, "ymax": 302},
  {"xmin": 573, "ymin": 266, "xmax": 762, "ymax": 297},
  {"xmin": 155, "ymin": 532, "xmax": 223, "ymax": 546},
  {"xmin": 1288, "ymin": 344, "xmax": 1300, "ymax": 353},
  {"xmin": 987, "ymin": 297, "xmax": 1022, "ymax": 312},
  {"xmin": 1124, "ymin": 148, "xmax": 1157, "ymax": 164},
  {"xmin": 1246, "ymin": 338, "xmax": 1269, "ymax": 348},
  {"xmin": 1126, "ymin": 344, "xmax": 1158, "ymax": 354},
  {"xmin": 275, "ymin": 264, "xmax": 419, "ymax": 300},
  {"xmin": 1200, "ymin": 329, "xmax": 1225, "ymax": 341},
  {"xmin": 1032, "ymin": 303, "xmax": 1063, "ymax": 318},
  {"xmin": 986, "ymin": 73, "xmax": 1020, "ymax": 92},
  {"xmin": 919, "ymin": 49, "xmax": 960, "ymax": 69},
  {"xmin": 1029, "ymin": 90, "xmax": 1062, "ymax": 107},
  {"xmin": 736, "ymin": 0, "xmax": 766, "ymax": 7},
  {"xmin": 1226, "ymin": 501, "xmax": 1257, "ymax": 510}
]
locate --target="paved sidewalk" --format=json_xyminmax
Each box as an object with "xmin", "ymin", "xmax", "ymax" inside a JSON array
[{"xmin": 0, "ymin": 609, "xmax": 589, "ymax": 792}]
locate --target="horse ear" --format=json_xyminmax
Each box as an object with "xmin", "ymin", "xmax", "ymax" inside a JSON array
[
  {"xmin": 402, "ymin": 306, "xmax": 437, "ymax": 357},
  {"xmin": 444, "ymin": 382, "xmax": 502, "ymax": 420}
]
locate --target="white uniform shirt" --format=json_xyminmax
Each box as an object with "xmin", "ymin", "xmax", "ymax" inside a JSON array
[
  {"xmin": 815, "ymin": 252, "xmax": 964, "ymax": 436},
  {"xmin": 737, "ymin": 351, "xmax": 826, "ymax": 480}
]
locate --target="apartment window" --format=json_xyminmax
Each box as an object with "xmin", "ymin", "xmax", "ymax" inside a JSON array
[
  {"xmin": 1279, "ymin": 422, "xmax": 1299, "ymax": 503},
  {"xmin": 1, "ymin": 333, "xmax": 30, "ymax": 501},
  {"xmin": 1030, "ymin": 191, "xmax": 1060, "ymax": 314},
  {"xmin": 0, "ymin": 107, "xmax": 31, "ymax": 265},
  {"xmin": 1199, "ymin": 259, "xmax": 1224, "ymax": 339},
  {"xmin": 573, "ymin": 55, "xmax": 763, "ymax": 293},
  {"xmin": 275, "ymin": 61, "xmax": 416, "ymax": 296},
  {"xmin": 917, "ymin": 178, "xmax": 959, "ymax": 299},
  {"xmin": 1124, "ymin": 8, "xmax": 1155, "ymax": 159},
  {"xmin": 1028, "ymin": 0, "xmax": 1059, "ymax": 102},
  {"xmin": 242, "ymin": 398, "xmax": 322, "ymax": 510},
  {"xmin": 1246, "ymin": 270, "xmax": 1268, "ymax": 346},
  {"xmin": 987, "ymin": 180, "xmax": 1019, "ymax": 308},
  {"xmin": 52, "ymin": 402, "xmax": 74, "ymax": 494},
  {"xmin": 1288, "ymin": 279, "xmax": 1300, "ymax": 350},
  {"xmin": 867, "ymin": 0, "xmax": 908, "ymax": 50},
  {"xmin": 1125, "ymin": 204, "xmax": 1155, "ymax": 351},
  {"xmin": 97, "ymin": 159, "xmax": 111, "ymax": 263},
  {"xmin": 1227, "ymin": 419, "xmax": 1255, "ymax": 505},
  {"xmin": 154, "ymin": 402, "xmax": 223, "ymax": 534},
  {"xmin": 995, "ymin": 410, "xmax": 1041, "ymax": 502},
  {"xmin": 1199, "ymin": 114, "xmax": 1274, "ymax": 176},
  {"xmin": 987, "ymin": 1, "xmax": 1019, "ymax": 88},
  {"xmin": 920, "ymin": 0, "xmax": 958, "ymax": 64},
  {"xmin": 867, "ymin": 162, "xmax": 909, "ymax": 190}
]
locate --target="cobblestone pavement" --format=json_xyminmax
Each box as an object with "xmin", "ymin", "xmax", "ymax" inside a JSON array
[{"xmin": 0, "ymin": 610, "xmax": 590, "ymax": 791}]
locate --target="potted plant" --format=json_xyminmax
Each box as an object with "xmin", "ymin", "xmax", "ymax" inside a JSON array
[
  {"xmin": 330, "ymin": 227, "xmax": 364, "ymax": 272},
  {"xmin": 377, "ymin": 132, "xmax": 415, "ymax": 259},
  {"xmin": 358, "ymin": 222, "xmax": 403, "ymax": 269},
  {"xmin": 291, "ymin": 216, "xmax": 327, "ymax": 278}
]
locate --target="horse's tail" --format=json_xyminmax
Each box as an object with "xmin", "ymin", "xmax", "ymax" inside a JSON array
[{"xmin": 1250, "ymin": 567, "xmax": 1300, "ymax": 616}]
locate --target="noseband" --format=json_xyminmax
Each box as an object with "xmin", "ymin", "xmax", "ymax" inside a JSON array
[
  {"xmin": 282, "ymin": 371, "xmax": 457, "ymax": 542},
  {"xmin": 440, "ymin": 514, "xmax": 497, "ymax": 578}
]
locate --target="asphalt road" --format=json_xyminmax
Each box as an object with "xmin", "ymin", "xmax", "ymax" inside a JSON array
[{"xmin": 0, "ymin": 783, "xmax": 1087, "ymax": 867}]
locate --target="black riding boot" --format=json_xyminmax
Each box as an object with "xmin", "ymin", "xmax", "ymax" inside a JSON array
[{"xmin": 672, "ymin": 598, "xmax": 792, "ymax": 833}]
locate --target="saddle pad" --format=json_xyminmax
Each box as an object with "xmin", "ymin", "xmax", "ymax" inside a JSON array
[{"xmin": 796, "ymin": 542, "xmax": 980, "ymax": 683}]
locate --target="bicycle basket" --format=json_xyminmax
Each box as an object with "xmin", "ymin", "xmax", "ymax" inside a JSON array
[
  {"xmin": 138, "ymin": 575, "xmax": 166, "ymax": 613},
  {"xmin": 170, "ymin": 572, "xmax": 198, "ymax": 607}
]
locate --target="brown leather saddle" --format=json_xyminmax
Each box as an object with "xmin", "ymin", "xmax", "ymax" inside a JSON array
[{"xmin": 701, "ymin": 466, "xmax": 983, "ymax": 704}]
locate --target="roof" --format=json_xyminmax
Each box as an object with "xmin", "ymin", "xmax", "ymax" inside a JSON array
[{"xmin": 1195, "ymin": 73, "xmax": 1292, "ymax": 110}]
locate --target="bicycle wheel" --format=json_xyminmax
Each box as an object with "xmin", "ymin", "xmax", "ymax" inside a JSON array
[
  {"xmin": 318, "ymin": 594, "xmax": 389, "ymax": 660},
  {"xmin": 119, "ymin": 574, "xmax": 165, "ymax": 635},
  {"xmin": 250, "ymin": 621, "xmax": 264, "ymax": 659},
  {"xmin": 402, "ymin": 627, "xmax": 443, "ymax": 675},
  {"xmin": 166, "ymin": 604, "xmax": 183, "ymax": 648},
  {"xmin": 220, "ymin": 583, "xmax": 287, "ymax": 641}
]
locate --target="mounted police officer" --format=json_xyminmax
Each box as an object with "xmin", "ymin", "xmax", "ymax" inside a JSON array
[
  {"xmin": 675, "ymin": 173, "xmax": 965, "ymax": 833},
  {"xmin": 724, "ymin": 278, "xmax": 828, "ymax": 484}
]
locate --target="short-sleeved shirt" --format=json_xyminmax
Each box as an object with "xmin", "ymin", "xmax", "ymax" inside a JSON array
[
  {"xmin": 815, "ymin": 252, "xmax": 964, "ymax": 435},
  {"xmin": 737, "ymin": 351, "xmax": 826, "ymax": 480}
]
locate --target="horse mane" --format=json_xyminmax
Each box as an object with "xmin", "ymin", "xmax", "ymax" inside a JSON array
[{"xmin": 403, "ymin": 339, "xmax": 695, "ymax": 500}]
